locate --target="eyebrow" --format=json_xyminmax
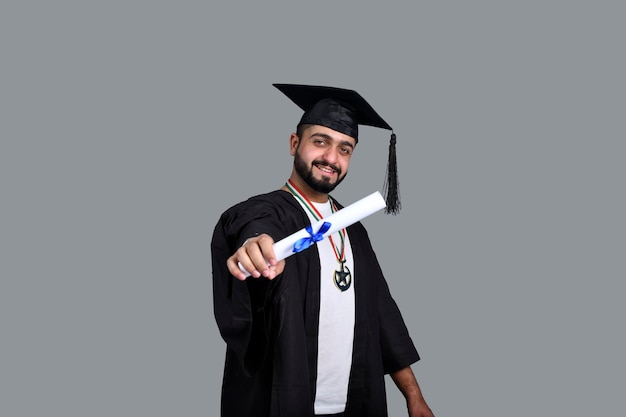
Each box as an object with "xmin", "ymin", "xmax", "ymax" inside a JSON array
[{"xmin": 309, "ymin": 132, "xmax": 355, "ymax": 149}]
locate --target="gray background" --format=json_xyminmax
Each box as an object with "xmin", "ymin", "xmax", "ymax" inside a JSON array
[{"xmin": 2, "ymin": 1, "xmax": 624, "ymax": 416}]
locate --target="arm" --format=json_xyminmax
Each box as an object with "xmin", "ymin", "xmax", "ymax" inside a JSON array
[
  {"xmin": 212, "ymin": 193, "xmax": 297, "ymax": 375},
  {"xmin": 390, "ymin": 366, "xmax": 435, "ymax": 417}
]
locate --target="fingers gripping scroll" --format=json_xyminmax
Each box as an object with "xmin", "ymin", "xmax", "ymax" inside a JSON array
[{"xmin": 226, "ymin": 234, "xmax": 284, "ymax": 280}]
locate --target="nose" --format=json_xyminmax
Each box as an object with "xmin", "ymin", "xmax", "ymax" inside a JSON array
[{"xmin": 323, "ymin": 146, "xmax": 340, "ymax": 163}]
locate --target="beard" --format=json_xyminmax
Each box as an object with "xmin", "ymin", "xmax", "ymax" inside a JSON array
[{"xmin": 294, "ymin": 149, "xmax": 347, "ymax": 194}]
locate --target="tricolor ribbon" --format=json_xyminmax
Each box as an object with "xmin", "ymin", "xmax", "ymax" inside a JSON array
[{"xmin": 292, "ymin": 222, "xmax": 332, "ymax": 253}]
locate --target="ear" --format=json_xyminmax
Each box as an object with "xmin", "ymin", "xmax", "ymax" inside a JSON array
[{"xmin": 289, "ymin": 133, "xmax": 299, "ymax": 156}]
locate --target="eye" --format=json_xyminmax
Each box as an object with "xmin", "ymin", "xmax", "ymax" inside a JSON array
[{"xmin": 339, "ymin": 146, "xmax": 353, "ymax": 155}]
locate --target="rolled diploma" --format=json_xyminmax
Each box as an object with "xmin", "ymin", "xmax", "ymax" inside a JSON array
[{"xmin": 239, "ymin": 191, "xmax": 386, "ymax": 277}]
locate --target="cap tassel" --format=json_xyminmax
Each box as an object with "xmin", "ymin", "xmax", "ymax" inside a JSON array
[{"xmin": 383, "ymin": 133, "xmax": 401, "ymax": 215}]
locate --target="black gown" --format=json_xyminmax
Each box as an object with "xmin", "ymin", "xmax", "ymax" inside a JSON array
[{"xmin": 211, "ymin": 190, "xmax": 420, "ymax": 417}]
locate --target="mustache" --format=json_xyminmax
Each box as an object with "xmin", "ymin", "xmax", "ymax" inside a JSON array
[{"xmin": 313, "ymin": 160, "xmax": 341, "ymax": 175}]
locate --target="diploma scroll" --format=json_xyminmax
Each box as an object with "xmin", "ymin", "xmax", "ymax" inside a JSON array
[{"xmin": 239, "ymin": 191, "xmax": 386, "ymax": 277}]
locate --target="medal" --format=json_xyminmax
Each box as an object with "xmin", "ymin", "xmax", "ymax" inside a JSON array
[
  {"xmin": 285, "ymin": 180, "xmax": 351, "ymax": 292},
  {"xmin": 334, "ymin": 259, "xmax": 352, "ymax": 292}
]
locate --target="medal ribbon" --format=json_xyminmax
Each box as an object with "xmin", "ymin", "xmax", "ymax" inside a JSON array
[{"xmin": 285, "ymin": 179, "xmax": 346, "ymax": 261}]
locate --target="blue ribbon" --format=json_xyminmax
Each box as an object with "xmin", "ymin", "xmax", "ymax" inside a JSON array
[{"xmin": 292, "ymin": 222, "xmax": 332, "ymax": 253}]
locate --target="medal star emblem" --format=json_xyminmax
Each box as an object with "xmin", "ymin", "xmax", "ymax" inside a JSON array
[{"xmin": 334, "ymin": 260, "xmax": 352, "ymax": 292}]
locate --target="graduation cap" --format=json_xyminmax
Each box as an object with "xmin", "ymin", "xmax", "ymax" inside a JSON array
[{"xmin": 273, "ymin": 83, "xmax": 401, "ymax": 215}]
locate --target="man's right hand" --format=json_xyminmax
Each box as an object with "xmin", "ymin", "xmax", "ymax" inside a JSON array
[{"xmin": 226, "ymin": 234, "xmax": 285, "ymax": 281}]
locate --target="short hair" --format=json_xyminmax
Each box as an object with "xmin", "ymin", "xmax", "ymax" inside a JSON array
[{"xmin": 296, "ymin": 124, "xmax": 314, "ymax": 139}]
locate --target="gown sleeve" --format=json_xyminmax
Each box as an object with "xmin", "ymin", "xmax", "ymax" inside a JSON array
[
  {"xmin": 211, "ymin": 195, "xmax": 289, "ymax": 376},
  {"xmin": 377, "ymin": 268, "xmax": 421, "ymax": 374},
  {"xmin": 358, "ymin": 225, "xmax": 421, "ymax": 374}
]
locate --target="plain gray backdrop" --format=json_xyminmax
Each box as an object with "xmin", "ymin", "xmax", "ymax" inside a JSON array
[{"xmin": 2, "ymin": 1, "xmax": 624, "ymax": 416}]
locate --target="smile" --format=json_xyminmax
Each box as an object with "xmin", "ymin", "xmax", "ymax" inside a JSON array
[
  {"xmin": 315, "ymin": 164, "xmax": 338, "ymax": 176},
  {"xmin": 313, "ymin": 159, "xmax": 340, "ymax": 175}
]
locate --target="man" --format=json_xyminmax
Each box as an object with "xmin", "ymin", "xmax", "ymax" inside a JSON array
[{"xmin": 211, "ymin": 84, "xmax": 435, "ymax": 417}]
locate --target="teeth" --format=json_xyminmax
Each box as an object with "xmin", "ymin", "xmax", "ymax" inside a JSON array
[{"xmin": 317, "ymin": 165, "xmax": 334, "ymax": 173}]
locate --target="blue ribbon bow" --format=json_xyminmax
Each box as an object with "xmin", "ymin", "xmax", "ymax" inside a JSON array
[{"xmin": 292, "ymin": 222, "xmax": 332, "ymax": 253}]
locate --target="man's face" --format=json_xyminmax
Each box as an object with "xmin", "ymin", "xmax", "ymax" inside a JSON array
[{"xmin": 291, "ymin": 125, "xmax": 356, "ymax": 194}]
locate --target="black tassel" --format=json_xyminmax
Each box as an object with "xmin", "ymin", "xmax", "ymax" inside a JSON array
[{"xmin": 383, "ymin": 132, "xmax": 401, "ymax": 214}]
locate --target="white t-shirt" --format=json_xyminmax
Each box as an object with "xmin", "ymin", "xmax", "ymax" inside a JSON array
[{"xmin": 298, "ymin": 199, "xmax": 355, "ymax": 415}]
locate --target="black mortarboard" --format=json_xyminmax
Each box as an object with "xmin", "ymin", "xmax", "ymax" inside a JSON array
[{"xmin": 273, "ymin": 83, "xmax": 401, "ymax": 214}]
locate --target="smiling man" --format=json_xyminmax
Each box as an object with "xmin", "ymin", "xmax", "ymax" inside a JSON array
[
  {"xmin": 290, "ymin": 124, "xmax": 353, "ymax": 197},
  {"xmin": 211, "ymin": 84, "xmax": 435, "ymax": 417}
]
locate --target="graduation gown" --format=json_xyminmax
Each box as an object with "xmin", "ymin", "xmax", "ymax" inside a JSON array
[{"xmin": 211, "ymin": 190, "xmax": 420, "ymax": 417}]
